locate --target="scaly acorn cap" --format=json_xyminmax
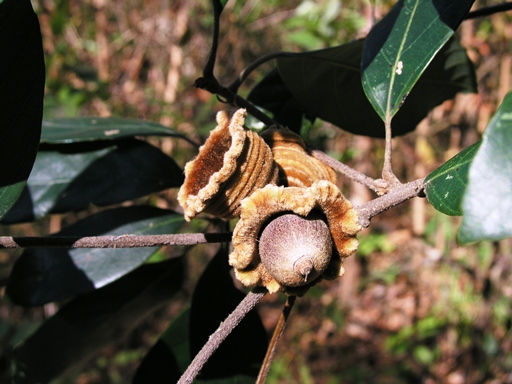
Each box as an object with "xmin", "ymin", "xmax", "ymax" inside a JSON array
[
  {"xmin": 229, "ymin": 181, "xmax": 361, "ymax": 295},
  {"xmin": 178, "ymin": 109, "xmax": 279, "ymax": 220},
  {"xmin": 260, "ymin": 127, "xmax": 337, "ymax": 187}
]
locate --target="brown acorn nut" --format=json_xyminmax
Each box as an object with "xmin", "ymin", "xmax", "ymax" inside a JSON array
[
  {"xmin": 260, "ymin": 127, "xmax": 337, "ymax": 187},
  {"xmin": 177, "ymin": 109, "xmax": 279, "ymax": 220},
  {"xmin": 259, "ymin": 211, "xmax": 333, "ymax": 288},
  {"xmin": 229, "ymin": 180, "xmax": 361, "ymax": 295}
]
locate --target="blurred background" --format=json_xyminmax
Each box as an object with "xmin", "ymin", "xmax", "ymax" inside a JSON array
[{"xmin": 1, "ymin": 0, "xmax": 512, "ymax": 382}]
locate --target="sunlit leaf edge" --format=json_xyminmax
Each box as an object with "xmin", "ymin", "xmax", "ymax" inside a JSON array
[{"xmin": 424, "ymin": 140, "xmax": 481, "ymax": 216}]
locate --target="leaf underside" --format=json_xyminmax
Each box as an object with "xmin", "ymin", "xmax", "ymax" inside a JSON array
[
  {"xmin": 6, "ymin": 206, "xmax": 185, "ymax": 306},
  {"xmin": 41, "ymin": 117, "xmax": 186, "ymax": 144},
  {"xmin": 2, "ymin": 139, "xmax": 184, "ymax": 223}
]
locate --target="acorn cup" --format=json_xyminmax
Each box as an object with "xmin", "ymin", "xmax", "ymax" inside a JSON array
[
  {"xmin": 178, "ymin": 109, "xmax": 279, "ymax": 221},
  {"xmin": 260, "ymin": 127, "xmax": 337, "ymax": 187},
  {"xmin": 229, "ymin": 180, "xmax": 361, "ymax": 296}
]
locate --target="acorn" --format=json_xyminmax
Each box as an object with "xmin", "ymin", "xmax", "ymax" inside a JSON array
[
  {"xmin": 259, "ymin": 212, "xmax": 333, "ymax": 287},
  {"xmin": 229, "ymin": 181, "xmax": 361, "ymax": 295}
]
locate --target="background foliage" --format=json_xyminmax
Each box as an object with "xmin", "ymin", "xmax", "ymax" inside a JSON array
[{"xmin": 1, "ymin": 0, "xmax": 512, "ymax": 383}]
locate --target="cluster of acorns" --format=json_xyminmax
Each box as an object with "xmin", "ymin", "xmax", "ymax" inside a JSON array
[{"xmin": 178, "ymin": 109, "xmax": 361, "ymax": 295}]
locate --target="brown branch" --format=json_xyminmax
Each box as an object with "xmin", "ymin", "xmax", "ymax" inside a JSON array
[
  {"xmin": 177, "ymin": 288, "xmax": 267, "ymax": 384},
  {"xmin": 355, "ymin": 178, "xmax": 426, "ymax": 228},
  {"xmin": 256, "ymin": 295, "xmax": 296, "ymax": 384},
  {"xmin": 310, "ymin": 149, "xmax": 385, "ymax": 193},
  {"xmin": 0, "ymin": 180, "xmax": 427, "ymax": 250},
  {"xmin": 0, "ymin": 232, "xmax": 232, "ymax": 249}
]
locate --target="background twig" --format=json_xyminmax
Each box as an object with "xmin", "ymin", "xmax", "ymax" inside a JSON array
[
  {"xmin": 465, "ymin": 2, "xmax": 512, "ymax": 20},
  {"xmin": 256, "ymin": 295, "xmax": 296, "ymax": 384}
]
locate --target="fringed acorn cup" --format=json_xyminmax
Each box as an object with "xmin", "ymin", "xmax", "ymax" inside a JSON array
[
  {"xmin": 260, "ymin": 127, "xmax": 337, "ymax": 187},
  {"xmin": 229, "ymin": 180, "xmax": 361, "ymax": 296},
  {"xmin": 178, "ymin": 109, "xmax": 279, "ymax": 220}
]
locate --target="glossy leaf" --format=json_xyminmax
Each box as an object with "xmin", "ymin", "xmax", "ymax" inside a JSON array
[
  {"xmin": 41, "ymin": 117, "xmax": 188, "ymax": 144},
  {"xmin": 6, "ymin": 206, "xmax": 185, "ymax": 306},
  {"xmin": 0, "ymin": 0, "xmax": 45, "ymax": 217},
  {"xmin": 274, "ymin": 37, "xmax": 476, "ymax": 138},
  {"xmin": 0, "ymin": 182, "xmax": 26, "ymax": 219},
  {"xmin": 361, "ymin": 0, "xmax": 474, "ymax": 123},
  {"xmin": 247, "ymin": 68, "xmax": 305, "ymax": 133},
  {"xmin": 425, "ymin": 141, "xmax": 481, "ymax": 216},
  {"xmin": 189, "ymin": 247, "xmax": 267, "ymax": 379},
  {"xmin": 459, "ymin": 92, "xmax": 512, "ymax": 244},
  {"xmin": 2, "ymin": 139, "xmax": 183, "ymax": 223},
  {"xmin": 133, "ymin": 309, "xmax": 189, "ymax": 383},
  {"xmin": 13, "ymin": 258, "xmax": 185, "ymax": 384}
]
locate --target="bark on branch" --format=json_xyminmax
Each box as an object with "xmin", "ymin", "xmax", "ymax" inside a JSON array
[
  {"xmin": 0, "ymin": 232, "xmax": 232, "ymax": 249},
  {"xmin": 354, "ymin": 178, "xmax": 426, "ymax": 228}
]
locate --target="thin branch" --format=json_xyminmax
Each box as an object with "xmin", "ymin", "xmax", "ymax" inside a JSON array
[
  {"xmin": 202, "ymin": 0, "xmax": 223, "ymax": 78},
  {"xmin": 0, "ymin": 181, "xmax": 427, "ymax": 250},
  {"xmin": 256, "ymin": 295, "xmax": 296, "ymax": 384},
  {"xmin": 194, "ymin": 76, "xmax": 278, "ymax": 127},
  {"xmin": 177, "ymin": 288, "xmax": 267, "ymax": 384},
  {"xmin": 310, "ymin": 148, "xmax": 385, "ymax": 194},
  {"xmin": 465, "ymin": 2, "xmax": 512, "ymax": 20},
  {"xmin": 355, "ymin": 178, "xmax": 426, "ymax": 228},
  {"xmin": 228, "ymin": 51, "xmax": 297, "ymax": 93},
  {"xmin": 0, "ymin": 232, "xmax": 232, "ymax": 249},
  {"xmin": 382, "ymin": 117, "xmax": 401, "ymax": 186},
  {"xmin": 195, "ymin": 0, "xmax": 278, "ymax": 127}
]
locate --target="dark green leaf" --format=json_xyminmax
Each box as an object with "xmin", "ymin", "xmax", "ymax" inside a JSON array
[
  {"xmin": 0, "ymin": 0, "xmax": 45, "ymax": 216},
  {"xmin": 0, "ymin": 182, "xmax": 25, "ymax": 219},
  {"xmin": 190, "ymin": 247, "xmax": 267, "ymax": 379},
  {"xmin": 41, "ymin": 117, "xmax": 188, "ymax": 144},
  {"xmin": 247, "ymin": 68, "xmax": 305, "ymax": 133},
  {"xmin": 361, "ymin": 0, "xmax": 474, "ymax": 123},
  {"xmin": 275, "ymin": 37, "xmax": 476, "ymax": 138},
  {"xmin": 133, "ymin": 309, "xmax": 189, "ymax": 383},
  {"xmin": 13, "ymin": 258, "xmax": 185, "ymax": 384},
  {"xmin": 134, "ymin": 307, "xmax": 257, "ymax": 384},
  {"xmin": 424, "ymin": 141, "xmax": 481, "ymax": 216},
  {"xmin": 6, "ymin": 206, "xmax": 185, "ymax": 306},
  {"xmin": 2, "ymin": 139, "xmax": 183, "ymax": 223},
  {"xmin": 459, "ymin": 92, "xmax": 512, "ymax": 243}
]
